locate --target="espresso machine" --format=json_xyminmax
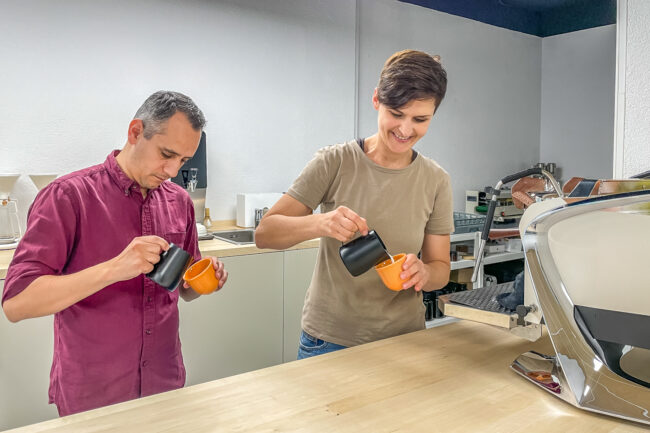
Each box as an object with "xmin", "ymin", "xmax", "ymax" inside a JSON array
[
  {"xmin": 461, "ymin": 168, "xmax": 650, "ymax": 425},
  {"xmin": 170, "ymin": 131, "xmax": 208, "ymax": 233},
  {"xmin": 0, "ymin": 174, "xmax": 22, "ymax": 248}
]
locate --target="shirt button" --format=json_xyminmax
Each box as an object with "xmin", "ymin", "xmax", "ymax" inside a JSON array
[
  {"xmin": 142, "ymin": 360, "xmax": 148, "ymax": 367},
  {"xmin": 145, "ymin": 329, "xmax": 152, "ymax": 335},
  {"xmin": 147, "ymin": 296, "xmax": 152, "ymax": 303},
  {"xmin": 124, "ymin": 189, "xmax": 129, "ymax": 196}
]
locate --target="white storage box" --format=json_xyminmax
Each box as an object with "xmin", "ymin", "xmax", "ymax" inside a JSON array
[
  {"xmin": 485, "ymin": 243, "xmax": 506, "ymax": 254},
  {"xmin": 236, "ymin": 193, "xmax": 283, "ymax": 227},
  {"xmin": 505, "ymin": 238, "xmax": 523, "ymax": 252}
]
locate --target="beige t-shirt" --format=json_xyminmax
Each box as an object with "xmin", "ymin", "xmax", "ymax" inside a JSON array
[{"xmin": 287, "ymin": 140, "xmax": 454, "ymax": 347}]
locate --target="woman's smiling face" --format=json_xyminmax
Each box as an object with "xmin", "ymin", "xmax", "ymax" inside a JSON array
[{"xmin": 373, "ymin": 91, "xmax": 437, "ymax": 155}]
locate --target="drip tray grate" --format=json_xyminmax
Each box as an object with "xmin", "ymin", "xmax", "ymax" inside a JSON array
[{"xmin": 448, "ymin": 282, "xmax": 515, "ymax": 314}]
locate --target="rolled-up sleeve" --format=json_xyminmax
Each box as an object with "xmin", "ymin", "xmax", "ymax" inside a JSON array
[
  {"xmin": 2, "ymin": 183, "xmax": 78, "ymax": 304},
  {"xmin": 425, "ymin": 172, "xmax": 454, "ymax": 235},
  {"xmin": 184, "ymin": 195, "xmax": 200, "ymax": 262},
  {"xmin": 287, "ymin": 146, "xmax": 337, "ymax": 210}
]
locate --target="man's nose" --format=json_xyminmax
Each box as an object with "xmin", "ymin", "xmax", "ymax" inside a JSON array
[{"xmin": 163, "ymin": 160, "xmax": 183, "ymax": 178}]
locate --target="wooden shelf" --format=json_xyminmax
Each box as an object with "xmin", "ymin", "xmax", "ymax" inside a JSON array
[
  {"xmin": 450, "ymin": 259, "xmax": 475, "ymax": 270},
  {"xmin": 450, "ymin": 232, "xmax": 478, "ymax": 242},
  {"xmin": 483, "ymin": 251, "xmax": 524, "ymax": 265}
]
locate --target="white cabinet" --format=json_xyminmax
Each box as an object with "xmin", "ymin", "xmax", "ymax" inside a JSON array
[
  {"xmin": 0, "ymin": 281, "xmax": 58, "ymax": 431},
  {"xmin": 179, "ymin": 248, "xmax": 319, "ymax": 383},
  {"xmin": 179, "ymin": 252, "xmax": 284, "ymax": 386},
  {"xmin": 283, "ymin": 248, "xmax": 318, "ymax": 362}
]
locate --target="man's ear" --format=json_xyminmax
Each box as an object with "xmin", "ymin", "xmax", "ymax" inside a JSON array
[
  {"xmin": 127, "ymin": 119, "xmax": 144, "ymax": 144},
  {"xmin": 372, "ymin": 88, "xmax": 380, "ymax": 111}
]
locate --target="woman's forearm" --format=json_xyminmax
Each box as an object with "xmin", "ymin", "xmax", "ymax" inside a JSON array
[
  {"xmin": 255, "ymin": 213, "xmax": 324, "ymax": 250},
  {"xmin": 422, "ymin": 260, "xmax": 451, "ymax": 292}
]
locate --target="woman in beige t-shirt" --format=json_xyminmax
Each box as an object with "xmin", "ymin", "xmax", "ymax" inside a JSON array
[{"xmin": 255, "ymin": 50, "xmax": 454, "ymax": 359}]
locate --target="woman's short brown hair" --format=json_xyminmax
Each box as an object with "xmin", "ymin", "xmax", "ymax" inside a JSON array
[{"xmin": 376, "ymin": 50, "xmax": 447, "ymax": 110}]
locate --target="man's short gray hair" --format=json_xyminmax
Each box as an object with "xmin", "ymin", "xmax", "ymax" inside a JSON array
[{"xmin": 134, "ymin": 91, "xmax": 206, "ymax": 139}]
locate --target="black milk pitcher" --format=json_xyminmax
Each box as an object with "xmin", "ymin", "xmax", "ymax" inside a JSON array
[
  {"xmin": 339, "ymin": 230, "xmax": 391, "ymax": 277},
  {"xmin": 146, "ymin": 243, "xmax": 193, "ymax": 291}
]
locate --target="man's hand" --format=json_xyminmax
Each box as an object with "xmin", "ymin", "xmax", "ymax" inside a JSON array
[
  {"xmin": 4, "ymin": 235, "xmax": 172, "ymax": 322},
  {"xmin": 317, "ymin": 206, "xmax": 369, "ymax": 242},
  {"xmin": 108, "ymin": 236, "xmax": 169, "ymax": 282},
  {"xmin": 182, "ymin": 256, "xmax": 228, "ymax": 293}
]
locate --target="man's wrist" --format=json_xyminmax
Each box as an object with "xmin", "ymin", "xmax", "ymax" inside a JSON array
[{"xmin": 95, "ymin": 259, "xmax": 118, "ymax": 287}]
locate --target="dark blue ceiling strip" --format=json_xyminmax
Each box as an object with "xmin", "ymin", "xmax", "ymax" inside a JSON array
[
  {"xmin": 539, "ymin": 1, "xmax": 616, "ymax": 37},
  {"xmin": 398, "ymin": 0, "xmax": 615, "ymax": 37}
]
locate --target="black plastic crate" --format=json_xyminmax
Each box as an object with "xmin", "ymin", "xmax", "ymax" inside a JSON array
[{"xmin": 453, "ymin": 211, "xmax": 486, "ymax": 234}]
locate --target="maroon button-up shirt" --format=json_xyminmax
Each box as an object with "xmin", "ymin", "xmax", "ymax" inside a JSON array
[{"xmin": 2, "ymin": 151, "xmax": 200, "ymax": 416}]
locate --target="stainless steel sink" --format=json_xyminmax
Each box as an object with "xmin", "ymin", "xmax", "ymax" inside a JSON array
[{"xmin": 212, "ymin": 229, "xmax": 255, "ymax": 245}]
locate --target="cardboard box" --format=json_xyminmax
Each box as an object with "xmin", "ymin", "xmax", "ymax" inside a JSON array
[{"xmin": 450, "ymin": 267, "xmax": 474, "ymax": 290}]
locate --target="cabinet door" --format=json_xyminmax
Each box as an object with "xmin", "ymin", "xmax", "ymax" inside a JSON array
[
  {"xmin": 0, "ymin": 282, "xmax": 58, "ymax": 431},
  {"xmin": 283, "ymin": 248, "xmax": 318, "ymax": 362},
  {"xmin": 179, "ymin": 252, "xmax": 284, "ymax": 386}
]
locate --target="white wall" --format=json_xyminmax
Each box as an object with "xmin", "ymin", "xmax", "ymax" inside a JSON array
[
  {"xmin": 615, "ymin": 0, "xmax": 650, "ymax": 177},
  {"xmin": 1, "ymin": 0, "xmax": 617, "ymax": 226},
  {"xmin": 0, "ymin": 0, "xmax": 357, "ymax": 225},
  {"xmin": 0, "ymin": 0, "xmax": 620, "ymax": 228},
  {"xmin": 358, "ymin": 0, "xmax": 542, "ymax": 209},
  {"xmin": 540, "ymin": 25, "xmax": 616, "ymax": 181}
]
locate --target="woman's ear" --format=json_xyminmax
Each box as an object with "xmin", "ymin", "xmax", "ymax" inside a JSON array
[{"xmin": 372, "ymin": 88, "xmax": 380, "ymax": 110}]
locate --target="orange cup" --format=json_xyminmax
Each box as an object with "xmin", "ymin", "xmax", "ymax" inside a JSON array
[
  {"xmin": 374, "ymin": 253, "xmax": 407, "ymax": 291},
  {"xmin": 183, "ymin": 258, "xmax": 219, "ymax": 294}
]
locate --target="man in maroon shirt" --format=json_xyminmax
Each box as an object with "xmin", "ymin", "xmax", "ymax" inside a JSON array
[{"xmin": 2, "ymin": 91, "xmax": 228, "ymax": 416}]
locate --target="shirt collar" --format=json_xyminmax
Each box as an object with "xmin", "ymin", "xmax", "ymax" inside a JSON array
[{"xmin": 105, "ymin": 150, "xmax": 139, "ymax": 194}]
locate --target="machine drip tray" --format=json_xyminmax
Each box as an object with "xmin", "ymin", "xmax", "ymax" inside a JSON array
[
  {"xmin": 439, "ymin": 282, "xmax": 519, "ymax": 329},
  {"xmin": 447, "ymin": 282, "xmax": 515, "ymax": 314}
]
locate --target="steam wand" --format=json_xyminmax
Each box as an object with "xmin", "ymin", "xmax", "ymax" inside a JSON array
[{"xmin": 470, "ymin": 168, "xmax": 563, "ymax": 283}]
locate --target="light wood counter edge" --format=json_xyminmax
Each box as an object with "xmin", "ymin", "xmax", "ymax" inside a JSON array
[
  {"xmin": 0, "ymin": 221, "xmax": 320, "ymax": 280},
  {"xmin": 5, "ymin": 321, "xmax": 648, "ymax": 433},
  {"xmin": 197, "ymin": 238, "xmax": 319, "ymax": 259}
]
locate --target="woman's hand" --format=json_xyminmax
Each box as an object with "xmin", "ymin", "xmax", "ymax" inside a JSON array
[
  {"xmin": 399, "ymin": 253, "xmax": 431, "ymax": 292},
  {"xmin": 318, "ymin": 206, "xmax": 369, "ymax": 242}
]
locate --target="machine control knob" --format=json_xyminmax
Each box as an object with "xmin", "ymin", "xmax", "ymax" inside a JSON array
[{"xmin": 515, "ymin": 304, "xmax": 537, "ymax": 326}]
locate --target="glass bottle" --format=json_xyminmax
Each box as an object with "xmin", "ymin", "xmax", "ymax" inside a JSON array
[{"xmin": 203, "ymin": 208, "xmax": 213, "ymax": 229}]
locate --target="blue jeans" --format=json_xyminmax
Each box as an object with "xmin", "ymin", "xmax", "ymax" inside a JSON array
[{"xmin": 297, "ymin": 330, "xmax": 347, "ymax": 360}]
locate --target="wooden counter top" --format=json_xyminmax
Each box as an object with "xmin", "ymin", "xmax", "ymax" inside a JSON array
[
  {"xmin": 5, "ymin": 321, "xmax": 646, "ymax": 433},
  {"xmin": 0, "ymin": 222, "xmax": 319, "ymax": 279},
  {"xmin": 196, "ymin": 237, "xmax": 318, "ymax": 259},
  {"xmin": 0, "ymin": 249, "xmax": 17, "ymax": 280}
]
